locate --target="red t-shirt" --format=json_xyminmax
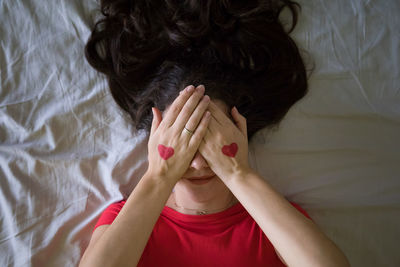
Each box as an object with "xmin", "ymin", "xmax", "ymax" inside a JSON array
[{"xmin": 94, "ymin": 200, "xmax": 311, "ymax": 267}]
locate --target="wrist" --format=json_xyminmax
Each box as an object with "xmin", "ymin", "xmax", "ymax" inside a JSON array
[
  {"xmin": 220, "ymin": 164, "xmax": 254, "ymax": 184},
  {"xmin": 233, "ymin": 165, "xmax": 255, "ymax": 180},
  {"xmin": 142, "ymin": 169, "xmax": 177, "ymax": 190}
]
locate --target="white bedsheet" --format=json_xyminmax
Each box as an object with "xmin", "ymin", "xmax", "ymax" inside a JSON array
[{"xmin": 1, "ymin": 0, "xmax": 399, "ymax": 266}]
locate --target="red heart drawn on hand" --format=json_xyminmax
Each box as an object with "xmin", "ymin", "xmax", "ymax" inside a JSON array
[
  {"xmin": 158, "ymin": 144, "xmax": 174, "ymax": 160},
  {"xmin": 221, "ymin": 143, "xmax": 238, "ymax": 157}
]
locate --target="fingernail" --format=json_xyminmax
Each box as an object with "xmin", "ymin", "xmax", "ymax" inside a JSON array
[
  {"xmin": 233, "ymin": 106, "xmax": 238, "ymax": 113},
  {"xmin": 186, "ymin": 85, "xmax": 194, "ymax": 92},
  {"xmin": 197, "ymin": 85, "xmax": 205, "ymax": 92},
  {"xmin": 205, "ymin": 111, "xmax": 211, "ymax": 117}
]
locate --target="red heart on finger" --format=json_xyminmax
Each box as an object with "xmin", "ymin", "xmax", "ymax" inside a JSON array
[
  {"xmin": 158, "ymin": 144, "xmax": 174, "ymax": 160},
  {"xmin": 222, "ymin": 143, "xmax": 238, "ymax": 157}
]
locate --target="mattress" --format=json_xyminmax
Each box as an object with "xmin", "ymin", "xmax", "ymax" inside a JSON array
[{"xmin": 0, "ymin": 0, "xmax": 399, "ymax": 266}]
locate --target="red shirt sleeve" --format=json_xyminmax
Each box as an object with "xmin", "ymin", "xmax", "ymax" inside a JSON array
[
  {"xmin": 93, "ymin": 200, "xmax": 126, "ymax": 232},
  {"xmin": 289, "ymin": 202, "xmax": 313, "ymax": 220}
]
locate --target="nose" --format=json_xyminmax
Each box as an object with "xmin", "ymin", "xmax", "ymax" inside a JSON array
[{"xmin": 190, "ymin": 151, "xmax": 209, "ymax": 170}]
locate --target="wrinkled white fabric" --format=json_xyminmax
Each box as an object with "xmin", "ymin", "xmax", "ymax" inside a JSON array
[{"xmin": 0, "ymin": 0, "xmax": 399, "ymax": 266}]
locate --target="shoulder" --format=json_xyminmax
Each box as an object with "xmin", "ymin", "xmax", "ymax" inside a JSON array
[
  {"xmin": 93, "ymin": 200, "xmax": 127, "ymax": 231},
  {"xmin": 289, "ymin": 202, "xmax": 312, "ymax": 220},
  {"xmin": 104, "ymin": 200, "xmax": 127, "ymax": 214}
]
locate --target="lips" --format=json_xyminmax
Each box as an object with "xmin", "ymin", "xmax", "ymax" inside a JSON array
[
  {"xmin": 187, "ymin": 175, "xmax": 214, "ymax": 180},
  {"xmin": 185, "ymin": 175, "xmax": 216, "ymax": 185}
]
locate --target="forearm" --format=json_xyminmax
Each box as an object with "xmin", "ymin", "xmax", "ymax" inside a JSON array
[
  {"xmin": 80, "ymin": 172, "xmax": 175, "ymax": 267},
  {"xmin": 225, "ymin": 169, "xmax": 350, "ymax": 267}
]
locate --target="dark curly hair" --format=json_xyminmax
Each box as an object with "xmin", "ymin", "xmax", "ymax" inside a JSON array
[{"xmin": 85, "ymin": 0, "xmax": 308, "ymax": 139}]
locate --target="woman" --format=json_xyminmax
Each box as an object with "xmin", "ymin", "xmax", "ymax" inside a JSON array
[{"xmin": 80, "ymin": 0, "xmax": 350, "ymax": 266}]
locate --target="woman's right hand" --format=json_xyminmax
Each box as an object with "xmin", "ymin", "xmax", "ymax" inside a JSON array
[{"xmin": 146, "ymin": 85, "xmax": 211, "ymax": 184}]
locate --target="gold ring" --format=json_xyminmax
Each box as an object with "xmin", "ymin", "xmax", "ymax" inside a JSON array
[{"xmin": 183, "ymin": 127, "xmax": 194, "ymax": 135}]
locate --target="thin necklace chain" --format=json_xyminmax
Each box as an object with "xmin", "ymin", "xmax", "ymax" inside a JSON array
[{"xmin": 173, "ymin": 194, "xmax": 236, "ymax": 215}]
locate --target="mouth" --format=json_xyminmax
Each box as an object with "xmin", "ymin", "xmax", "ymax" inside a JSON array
[{"xmin": 185, "ymin": 175, "xmax": 216, "ymax": 185}]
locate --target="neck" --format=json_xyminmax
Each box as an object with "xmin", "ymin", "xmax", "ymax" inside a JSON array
[{"xmin": 169, "ymin": 191, "xmax": 237, "ymax": 215}]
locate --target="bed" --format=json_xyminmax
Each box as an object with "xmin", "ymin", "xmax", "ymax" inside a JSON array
[{"xmin": 1, "ymin": 0, "xmax": 399, "ymax": 266}]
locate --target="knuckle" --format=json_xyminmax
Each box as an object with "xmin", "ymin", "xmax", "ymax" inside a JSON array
[
  {"xmin": 181, "ymin": 105, "xmax": 191, "ymax": 115},
  {"xmin": 171, "ymin": 105, "xmax": 181, "ymax": 114},
  {"xmin": 190, "ymin": 135, "xmax": 201, "ymax": 144}
]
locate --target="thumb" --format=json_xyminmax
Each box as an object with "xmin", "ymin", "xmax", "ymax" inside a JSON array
[
  {"xmin": 150, "ymin": 107, "xmax": 162, "ymax": 136},
  {"xmin": 231, "ymin": 106, "xmax": 247, "ymax": 138}
]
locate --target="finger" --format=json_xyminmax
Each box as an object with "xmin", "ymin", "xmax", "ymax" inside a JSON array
[
  {"xmin": 198, "ymin": 129, "xmax": 212, "ymax": 165},
  {"xmin": 183, "ymin": 95, "xmax": 210, "ymax": 135},
  {"xmin": 150, "ymin": 107, "xmax": 162, "ymax": 136},
  {"xmin": 161, "ymin": 85, "xmax": 195, "ymax": 127},
  {"xmin": 174, "ymin": 85, "xmax": 205, "ymax": 131},
  {"xmin": 189, "ymin": 111, "xmax": 211, "ymax": 148},
  {"xmin": 231, "ymin": 106, "xmax": 247, "ymax": 138},
  {"xmin": 201, "ymin": 126, "xmax": 212, "ymax": 146},
  {"xmin": 208, "ymin": 100, "xmax": 230, "ymax": 126},
  {"xmin": 206, "ymin": 116, "xmax": 218, "ymax": 135}
]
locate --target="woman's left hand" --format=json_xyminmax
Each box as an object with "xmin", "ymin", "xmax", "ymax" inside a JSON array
[{"xmin": 199, "ymin": 100, "xmax": 251, "ymax": 182}]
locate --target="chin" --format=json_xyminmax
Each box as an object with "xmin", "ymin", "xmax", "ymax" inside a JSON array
[{"xmin": 176, "ymin": 176, "xmax": 229, "ymax": 199}]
